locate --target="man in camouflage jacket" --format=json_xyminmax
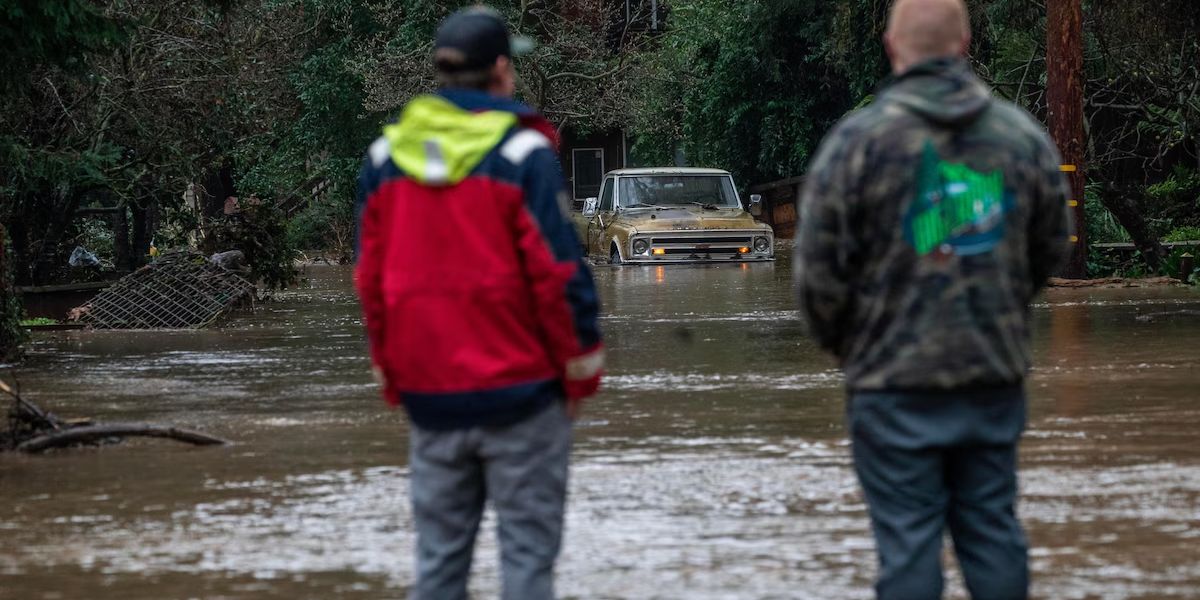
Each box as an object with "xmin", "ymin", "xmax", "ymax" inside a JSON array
[{"xmin": 794, "ymin": 0, "xmax": 1071, "ymax": 598}]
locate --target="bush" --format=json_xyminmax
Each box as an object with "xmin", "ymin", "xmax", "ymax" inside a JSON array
[
  {"xmin": 1163, "ymin": 226, "xmax": 1200, "ymax": 243},
  {"xmin": 1164, "ymin": 250, "xmax": 1199, "ymax": 284},
  {"xmin": 287, "ymin": 193, "xmax": 355, "ymax": 262},
  {"xmin": 1086, "ymin": 246, "xmax": 1149, "ymax": 279},
  {"xmin": 1084, "ymin": 183, "xmax": 1131, "ymax": 244},
  {"xmin": 1162, "ymin": 227, "xmax": 1200, "ymax": 285},
  {"xmin": 203, "ymin": 201, "xmax": 299, "ymax": 291},
  {"xmin": 70, "ymin": 217, "xmax": 115, "ymax": 265},
  {"xmin": 1145, "ymin": 167, "xmax": 1200, "ymax": 237}
]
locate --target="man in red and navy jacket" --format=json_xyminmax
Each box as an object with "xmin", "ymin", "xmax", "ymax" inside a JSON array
[{"xmin": 354, "ymin": 7, "xmax": 602, "ymax": 600}]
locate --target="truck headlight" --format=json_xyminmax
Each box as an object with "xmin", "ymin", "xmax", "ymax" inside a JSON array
[
  {"xmin": 632, "ymin": 239, "xmax": 649, "ymax": 255},
  {"xmin": 753, "ymin": 237, "xmax": 770, "ymax": 253}
]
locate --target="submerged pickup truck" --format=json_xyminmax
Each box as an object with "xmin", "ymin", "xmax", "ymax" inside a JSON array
[{"xmin": 572, "ymin": 167, "xmax": 775, "ymax": 264}]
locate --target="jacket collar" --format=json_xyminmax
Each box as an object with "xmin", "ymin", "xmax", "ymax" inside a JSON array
[
  {"xmin": 438, "ymin": 88, "xmax": 537, "ymax": 116},
  {"xmin": 436, "ymin": 88, "xmax": 560, "ymax": 151},
  {"xmin": 877, "ymin": 57, "xmax": 992, "ymax": 127}
]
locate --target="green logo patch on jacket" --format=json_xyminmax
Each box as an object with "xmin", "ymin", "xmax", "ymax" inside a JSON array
[{"xmin": 905, "ymin": 143, "xmax": 1011, "ymax": 256}]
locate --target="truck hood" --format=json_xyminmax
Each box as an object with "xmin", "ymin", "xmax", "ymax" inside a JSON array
[{"xmin": 618, "ymin": 207, "xmax": 765, "ymax": 231}]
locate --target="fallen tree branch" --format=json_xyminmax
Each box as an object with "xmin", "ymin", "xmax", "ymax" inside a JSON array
[
  {"xmin": 4, "ymin": 378, "xmax": 229, "ymax": 452},
  {"xmin": 1047, "ymin": 276, "xmax": 1181, "ymax": 288},
  {"xmin": 0, "ymin": 379, "xmax": 62, "ymax": 432},
  {"xmin": 17, "ymin": 423, "xmax": 229, "ymax": 453}
]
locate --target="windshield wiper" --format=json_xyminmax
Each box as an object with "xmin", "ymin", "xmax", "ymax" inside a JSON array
[
  {"xmin": 623, "ymin": 203, "xmax": 667, "ymax": 210},
  {"xmin": 691, "ymin": 202, "xmax": 721, "ymax": 210}
]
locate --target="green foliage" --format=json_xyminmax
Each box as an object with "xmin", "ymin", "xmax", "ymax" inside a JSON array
[
  {"xmin": 1084, "ymin": 184, "xmax": 1131, "ymax": 244},
  {"xmin": 1146, "ymin": 168, "xmax": 1200, "ymax": 201},
  {"xmin": 633, "ymin": 0, "xmax": 1198, "ymax": 277},
  {"xmin": 231, "ymin": 0, "xmax": 385, "ymax": 269},
  {"xmin": 0, "ymin": 0, "xmax": 127, "ymax": 85},
  {"xmin": 237, "ymin": 14, "xmax": 379, "ymax": 188},
  {"xmin": 633, "ymin": 0, "xmax": 889, "ymax": 185},
  {"xmin": 1162, "ymin": 246, "xmax": 1199, "ymax": 284},
  {"xmin": 1084, "ymin": 171, "xmax": 1200, "ymax": 247},
  {"xmin": 240, "ymin": 203, "xmax": 301, "ymax": 291},
  {"xmin": 287, "ymin": 193, "xmax": 356, "ymax": 261},
  {"xmin": 205, "ymin": 203, "xmax": 299, "ymax": 290},
  {"xmin": 0, "ymin": 0, "xmax": 126, "ymax": 286},
  {"xmin": 1086, "ymin": 237, "xmax": 1200, "ymax": 281},
  {"xmin": 1144, "ymin": 168, "xmax": 1200, "ymax": 236},
  {"xmin": 1086, "ymin": 246, "xmax": 1148, "ymax": 279},
  {"xmin": 70, "ymin": 218, "xmax": 115, "ymax": 264},
  {"xmin": 3, "ymin": 0, "xmax": 1197, "ymax": 283},
  {"xmin": 19, "ymin": 317, "xmax": 57, "ymax": 326},
  {"xmin": 1164, "ymin": 226, "xmax": 1200, "ymax": 243},
  {"xmin": 1, "ymin": 0, "xmax": 669, "ymax": 282}
]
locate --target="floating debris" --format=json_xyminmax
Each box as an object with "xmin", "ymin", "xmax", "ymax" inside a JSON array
[
  {"xmin": 1047, "ymin": 276, "xmax": 1184, "ymax": 288},
  {"xmin": 1135, "ymin": 310, "xmax": 1200, "ymax": 323},
  {"xmin": 1, "ymin": 379, "xmax": 229, "ymax": 453},
  {"xmin": 74, "ymin": 250, "xmax": 255, "ymax": 329}
]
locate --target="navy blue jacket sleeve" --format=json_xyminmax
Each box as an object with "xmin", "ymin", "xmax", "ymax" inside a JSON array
[
  {"xmin": 523, "ymin": 146, "xmax": 602, "ymax": 348},
  {"xmin": 510, "ymin": 139, "xmax": 604, "ymax": 401}
]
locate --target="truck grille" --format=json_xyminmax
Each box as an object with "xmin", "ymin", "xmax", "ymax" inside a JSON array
[
  {"xmin": 650, "ymin": 235, "xmax": 753, "ymax": 245},
  {"xmin": 644, "ymin": 232, "xmax": 760, "ymax": 258}
]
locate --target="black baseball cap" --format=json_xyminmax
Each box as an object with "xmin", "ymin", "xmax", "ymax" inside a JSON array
[{"xmin": 434, "ymin": 6, "xmax": 534, "ymax": 72}]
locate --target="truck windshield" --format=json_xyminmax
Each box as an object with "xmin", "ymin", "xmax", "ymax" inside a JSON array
[{"xmin": 618, "ymin": 175, "xmax": 740, "ymax": 209}]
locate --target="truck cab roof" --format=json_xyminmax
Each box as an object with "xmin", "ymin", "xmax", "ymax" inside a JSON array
[{"xmin": 606, "ymin": 167, "xmax": 732, "ymax": 177}]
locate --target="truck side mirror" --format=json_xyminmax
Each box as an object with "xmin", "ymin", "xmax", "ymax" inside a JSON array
[
  {"xmin": 582, "ymin": 197, "xmax": 598, "ymax": 216},
  {"xmin": 749, "ymin": 194, "xmax": 764, "ymax": 217}
]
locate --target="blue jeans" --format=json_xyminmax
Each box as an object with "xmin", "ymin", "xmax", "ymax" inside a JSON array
[
  {"xmin": 849, "ymin": 386, "xmax": 1029, "ymax": 600},
  {"xmin": 408, "ymin": 401, "xmax": 572, "ymax": 600}
]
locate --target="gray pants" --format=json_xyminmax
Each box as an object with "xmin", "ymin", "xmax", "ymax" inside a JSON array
[{"xmin": 409, "ymin": 402, "xmax": 572, "ymax": 600}]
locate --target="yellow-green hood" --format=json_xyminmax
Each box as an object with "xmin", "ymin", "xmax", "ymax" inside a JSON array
[{"xmin": 384, "ymin": 95, "xmax": 517, "ymax": 186}]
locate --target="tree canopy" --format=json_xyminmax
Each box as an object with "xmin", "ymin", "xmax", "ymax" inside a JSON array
[{"xmin": 1, "ymin": 0, "xmax": 1198, "ymax": 303}]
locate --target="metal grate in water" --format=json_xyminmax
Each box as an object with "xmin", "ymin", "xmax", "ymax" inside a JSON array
[{"xmin": 78, "ymin": 251, "xmax": 256, "ymax": 329}]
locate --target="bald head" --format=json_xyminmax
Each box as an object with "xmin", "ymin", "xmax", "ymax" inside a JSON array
[{"xmin": 884, "ymin": 0, "xmax": 971, "ymax": 74}]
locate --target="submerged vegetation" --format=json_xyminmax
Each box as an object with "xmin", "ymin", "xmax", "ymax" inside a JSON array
[{"xmin": 18, "ymin": 318, "xmax": 57, "ymax": 327}]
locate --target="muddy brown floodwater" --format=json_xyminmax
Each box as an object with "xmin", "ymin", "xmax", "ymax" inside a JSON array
[{"xmin": 2, "ymin": 253, "xmax": 1199, "ymax": 600}]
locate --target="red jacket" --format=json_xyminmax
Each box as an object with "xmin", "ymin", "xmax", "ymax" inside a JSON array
[{"xmin": 355, "ymin": 89, "xmax": 603, "ymax": 430}]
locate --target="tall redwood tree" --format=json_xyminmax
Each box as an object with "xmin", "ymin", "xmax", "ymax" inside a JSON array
[{"xmin": 1046, "ymin": 0, "xmax": 1088, "ymax": 278}]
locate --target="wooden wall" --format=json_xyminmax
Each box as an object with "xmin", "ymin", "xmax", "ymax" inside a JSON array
[{"xmin": 749, "ymin": 176, "xmax": 804, "ymax": 239}]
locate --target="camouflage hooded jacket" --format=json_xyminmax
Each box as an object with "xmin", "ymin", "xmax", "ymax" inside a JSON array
[{"xmin": 794, "ymin": 58, "xmax": 1072, "ymax": 392}]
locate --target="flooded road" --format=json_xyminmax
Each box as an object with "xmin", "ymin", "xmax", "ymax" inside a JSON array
[{"xmin": 2, "ymin": 254, "xmax": 1199, "ymax": 599}]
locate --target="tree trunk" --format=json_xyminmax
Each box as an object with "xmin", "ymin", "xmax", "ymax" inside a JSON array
[
  {"xmin": 0, "ymin": 224, "xmax": 22, "ymax": 363},
  {"xmin": 131, "ymin": 204, "xmax": 150, "ymax": 266},
  {"xmin": 1097, "ymin": 184, "xmax": 1167, "ymax": 271},
  {"xmin": 1046, "ymin": 0, "xmax": 1088, "ymax": 278},
  {"xmin": 113, "ymin": 204, "xmax": 132, "ymax": 272},
  {"xmin": 8, "ymin": 209, "xmax": 31, "ymax": 285},
  {"xmin": 32, "ymin": 193, "xmax": 83, "ymax": 284}
]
